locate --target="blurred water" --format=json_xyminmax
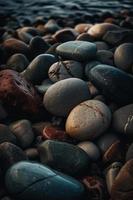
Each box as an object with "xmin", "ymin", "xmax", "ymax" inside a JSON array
[{"xmin": 0, "ymin": 0, "xmax": 133, "ymax": 24}]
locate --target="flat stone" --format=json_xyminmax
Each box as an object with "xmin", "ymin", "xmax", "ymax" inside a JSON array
[
  {"xmin": 38, "ymin": 140, "xmax": 90, "ymax": 176},
  {"xmin": 89, "ymin": 65, "xmax": 133, "ymax": 105},
  {"xmin": 56, "ymin": 41, "xmax": 97, "ymax": 62},
  {"xmin": 5, "ymin": 161, "xmax": 85, "ymax": 200}
]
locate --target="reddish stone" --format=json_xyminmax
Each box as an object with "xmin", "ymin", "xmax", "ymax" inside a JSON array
[
  {"xmin": 0, "ymin": 69, "xmax": 41, "ymax": 115},
  {"xmin": 3, "ymin": 38, "xmax": 30, "ymax": 57},
  {"xmin": 43, "ymin": 126, "xmax": 67, "ymax": 141}
]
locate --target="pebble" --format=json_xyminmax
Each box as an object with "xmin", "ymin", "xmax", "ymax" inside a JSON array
[
  {"xmin": 6, "ymin": 53, "xmax": 29, "ymax": 72},
  {"xmin": 89, "ymin": 64, "xmax": 133, "ymax": 105},
  {"xmin": 66, "ymin": 100, "xmax": 111, "ymax": 141},
  {"xmin": 3, "ymin": 38, "xmax": 30, "ymax": 58},
  {"xmin": 5, "ymin": 161, "xmax": 85, "ymax": 200},
  {"xmin": 48, "ymin": 60, "xmax": 84, "ymax": 82},
  {"xmin": 43, "ymin": 78, "xmax": 90, "ymax": 117},
  {"xmin": 76, "ymin": 33, "xmax": 94, "ymax": 42},
  {"xmin": 85, "ymin": 61, "xmax": 100, "ymax": 80},
  {"xmin": 44, "ymin": 19, "xmax": 61, "ymax": 33},
  {"xmin": 0, "ymin": 142, "xmax": 27, "ymax": 172},
  {"xmin": 111, "ymin": 159, "xmax": 133, "ymax": 200},
  {"xmin": 22, "ymin": 54, "xmax": 56, "ymax": 84},
  {"xmin": 0, "ymin": 124, "xmax": 16, "ymax": 144},
  {"xmin": 78, "ymin": 141, "xmax": 100, "ymax": 161},
  {"xmin": 0, "ymin": 104, "xmax": 7, "ymax": 120},
  {"xmin": 88, "ymin": 23, "xmax": 120, "ymax": 39},
  {"xmin": 56, "ymin": 41, "xmax": 97, "ymax": 62},
  {"xmin": 9, "ymin": 120, "xmax": 34, "ymax": 149},
  {"xmin": 105, "ymin": 162, "xmax": 122, "ymax": 194},
  {"xmin": 36, "ymin": 79, "xmax": 53, "ymax": 94},
  {"xmin": 114, "ymin": 43, "xmax": 133, "ymax": 72},
  {"xmin": 53, "ymin": 28, "xmax": 78, "ymax": 43},
  {"xmin": 0, "ymin": 69, "xmax": 41, "ymax": 115},
  {"xmin": 95, "ymin": 41, "xmax": 109, "ymax": 50},
  {"xmin": 38, "ymin": 140, "xmax": 90, "ymax": 176},
  {"xmin": 29, "ymin": 36, "xmax": 50, "ymax": 58},
  {"xmin": 25, "ymin": 148, "xmax": 39, "ymax": 160},
  {"xmin": 75, "ymin": 23, "xmax": 92, "ymax": 34},
  {"xmin": 96, "ymin": 50, "xmax": 114, "ymax": 65},
  {"xmin": 112, "ymin": 104, "xmax": 133, "ymax": 137}
]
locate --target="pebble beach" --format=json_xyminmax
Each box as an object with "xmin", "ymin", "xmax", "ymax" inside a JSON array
[{"xmin": 0, "ymin": 0, "xmax": 133, "ymax": 200}]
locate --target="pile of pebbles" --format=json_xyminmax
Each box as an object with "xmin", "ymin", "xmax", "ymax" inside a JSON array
[{"xmin": 0, "ymin": 11, "xmax": 133, "ymax": 200}]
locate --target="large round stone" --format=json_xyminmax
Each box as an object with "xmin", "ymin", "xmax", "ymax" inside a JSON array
[
  {"xmin": 112, "ymin": 104, "xmax": 133, "ymax": 136},
  {"xmin": 38, "ymin": 140, "xmax": 90, "ymax": 176},
  {"xmin": 89, "ymin": 65, "xmax": 133, "ymax": 105},
  {"xmin": 114, "ymin": 43, "xmax": 133, "ymax": 72},
  {"xmin": 56, "ymin": 41, "xmax": 97, "ymax": 62},
  {"xmin": 5, "ymin": 161, "xmax": 85, "ymax": 200},
  {"xmin": 66, "ymin": 100, "xmax": 111, "ymax": 141},
  {"xmin": 43, "ymin": 78, "xmax": 90, "ymax": 117}
]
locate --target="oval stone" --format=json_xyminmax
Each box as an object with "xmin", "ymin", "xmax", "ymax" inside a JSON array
[
  {"xmin": 7, "ymin": 53, "xmax": 29, "ymax": 72},
  {"xmin": 38, "ymin": 140, "xmax": 90, "ymax": 176},
  {"xmin": 112, "ymin": 104, "xmax": 133, "ymax": 136},
  {"xmin": 89, "ymin": 65, "xmax": 133, "ymax": 105},
  {"xmin": 22, "ymin": 54, "xmax": 56, "ymax": 85},
  {"xmin": 9, "ymin": 120, "xmax": 34, "ymax": 149},
  {"xmin": 114, "ymin": 43, "xmax": 133, "ymax": 72},
  {"xmin": 56, "ymin": 41, "xmax": 97, "ymax": 62},
  {"xmin": 43, "ymin": 78, "xmax": 90, "ymax": 117},
  {"xmin": 5, "ymin": 161, "xmax": 85, "ymax": 200},
  {"xmin": 66, "ymin": 100, "xmax": 111, "ymax": 141},
  {"xmin": 78, "ymin": 141, "xmax": 100, "ymax": 161},
  {"xmin": 88, "ymin": 23, "xmax": 119, "ymax": 39}
]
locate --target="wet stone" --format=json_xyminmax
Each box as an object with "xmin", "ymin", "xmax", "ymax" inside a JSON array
[
  {"xmin": 89, "ymin": 64, "xmax": 133, "ymax": 106},
  {"xmin": 43, "ymin": 78, "xmax": 91, "ymax": 117},
  {"xmin": 48, "ymin": 60, "xmax": 84, "ymax": 82},
  {"xmin": 22, "ymin": 54, "xmax": 57, "ymax": 85},
  {"xmin": 0, "ymin": 69, "xmax": 41, "ymax": 115},
  {"xmin": 112, "ymin": 104, "xmax": 133, "ymax": 137},
  {"xmin": 9, "ymin": 120, "xmax": 34, "ymax": 149},
  {"xmin": 56, "ymin": 41, "xmax": 97, "ymax": 62},
  {"xmin": 66, "ymin": 100, "xmax": 111, "ymax": 141},
  {"xmin": 38, "ymin": 140, "xmax": 90, "ymax": 176},
  {"xmin": 6, "ymin": 53, "xmax": 29, "ymax": 72},
  {"xmin": 5, "ymin": 161, "xmax": 85, "ymax": 200}
]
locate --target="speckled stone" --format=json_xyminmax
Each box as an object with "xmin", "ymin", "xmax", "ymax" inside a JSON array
[
  {"xmin": 66, "ymin": 100, "xmax": 111, "ymax": 141},
  {"xmin": 114, "ymin": 43, "xmax": 133, "ymax": 72},
  {"xmin": 48, "ymin": 60, "xmax": 84, "ymax": 82},
  {"xmin": 89, "ymin": 65, "xmax": 133, "ymax": 105},
  {"xmin": 112, "ymin": 104, "xmax": 133, "ymax": 136},
  {"xmin": 56, "ymin": 41, "xmax": 97, "ymax": 62},
  {"xmin": 43, "ymin": 78, "xmax": 90, "ymax": 117},
  {"xmin": 22, "ymin": 54, "xmax": 56, "ymax": 85},
  {"xmin": 0, "ymin": 69, "xmax": 41, "ymax": 115},
  {"xmin": 5, "ymin": 161, "xmax": 85, "ymax": 200},
  {"xmin": 38, "ymin": 140, "xmax": 90, "ymax": 176}
]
